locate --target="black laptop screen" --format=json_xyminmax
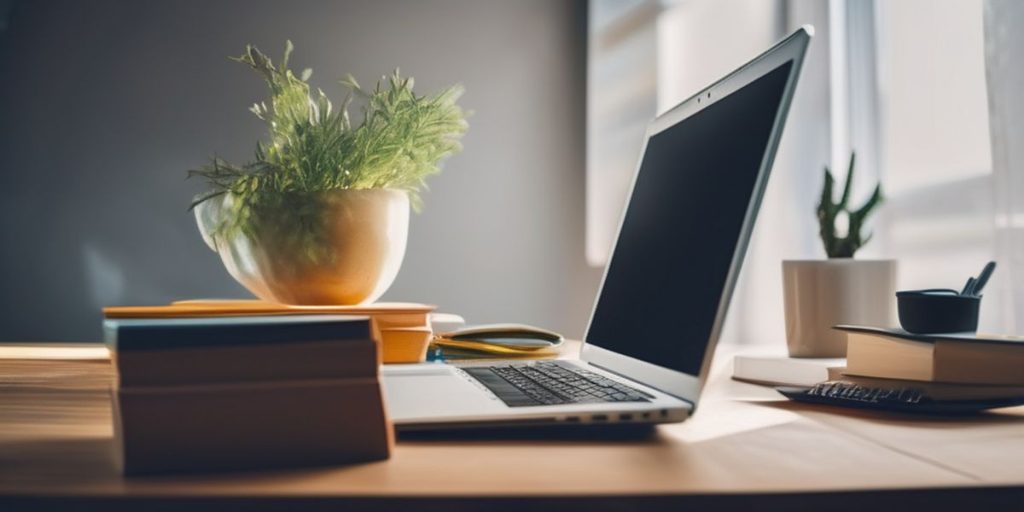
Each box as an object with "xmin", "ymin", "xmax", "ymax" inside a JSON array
[{"xmin": 586, "ymin": 61, "xmax": 793, "ymax": 376}]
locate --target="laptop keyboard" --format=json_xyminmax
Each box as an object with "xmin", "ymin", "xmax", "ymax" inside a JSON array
[{"xmin": 462, "ymin": 361, "xmax": 653, "ymax": 408}]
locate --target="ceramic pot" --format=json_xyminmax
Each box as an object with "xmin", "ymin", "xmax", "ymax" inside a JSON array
[
  {"xmin": 195, "ymin": 189, "xmax": 409, "ymax": 305},
  {"xmin": 782, "ymin": 259, "xmax": 897, "ymax": 357}
]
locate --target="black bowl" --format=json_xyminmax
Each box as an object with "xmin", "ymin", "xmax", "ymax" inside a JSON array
[{"xmin": 896, "ymin": 290, "xmax": 980, "ymax": 334}]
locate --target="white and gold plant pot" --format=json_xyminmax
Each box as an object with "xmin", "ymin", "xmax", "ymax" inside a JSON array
[{"xmin": 195, "ymin": 189, "xmax": 409, "ymax": 305}]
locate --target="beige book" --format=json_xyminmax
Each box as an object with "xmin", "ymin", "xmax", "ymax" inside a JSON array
[
  {"xmin": 840, "ymin": 326, "xmax": 1024, "ymax": 386},
  {"xmin": 105, "ymin": 300, "xmax": 434, "ymax": 327},
  {"xmin": 106, "ymin": 299, "xmax": 433, "ymax": 315}
]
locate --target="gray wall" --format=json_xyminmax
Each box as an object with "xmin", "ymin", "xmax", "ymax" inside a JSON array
[{"xmin": 0, "ymin": 0, "xmax": 601, "ymax": 341}]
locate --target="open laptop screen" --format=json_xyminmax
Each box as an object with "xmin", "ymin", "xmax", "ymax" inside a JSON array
[{"xmin": 586, "ymin": 60, "xmax": 793, "ymax": 376}]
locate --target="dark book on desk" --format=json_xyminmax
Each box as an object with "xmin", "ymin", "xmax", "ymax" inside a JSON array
[
  {"xmin": 105, "ymin": 315, "xmax": 377, "ymax": 386},
  {"xmin": 105, "ymin": 315, "xmax": 392, "ymax": 474},
  {"xmin": 838, "ymin": 325, "xmax": 1024, "ymax": 386},
  {"xmin": 114, "ymin": 376, "xmax": 392, "ymax": 474}
]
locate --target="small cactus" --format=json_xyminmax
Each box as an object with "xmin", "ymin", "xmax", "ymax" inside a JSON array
[{"xmin": 817, "ymin": 152, "xmax": 884, "ymax": 258}]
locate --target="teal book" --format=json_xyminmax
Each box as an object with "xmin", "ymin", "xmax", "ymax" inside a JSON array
[{"xmin": 105, "ymin": 315, "xmax": 377, "ymax": 387}]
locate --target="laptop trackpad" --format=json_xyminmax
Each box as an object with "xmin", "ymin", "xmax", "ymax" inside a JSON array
[{"xmin": 382, "ymin": 365, "xmax": 505, "ymax": 422}]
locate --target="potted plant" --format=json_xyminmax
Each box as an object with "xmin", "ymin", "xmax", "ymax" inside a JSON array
[
  {"xmin": 190, "ymin": 42, "xmax": 468, "ymax": 305},
  {"xmin": 782, "ymin": 153, "xmax": 895, "ymax": 357}
]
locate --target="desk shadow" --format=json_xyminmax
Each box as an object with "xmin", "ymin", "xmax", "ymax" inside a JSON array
[
  {"xmin": 0, "ymin": 436, "xmax": 391, "ymax": 484},
  {"xmin": 398, "ymin": 423, "xmax": 658, "ymax": 443},
  {"xmin": 0, "ymin": 437, "xmax": 118, "ymax": 479},
  {"xmin": 751, "ymin": 397, "xmax": 1024, "ymax": 427}
]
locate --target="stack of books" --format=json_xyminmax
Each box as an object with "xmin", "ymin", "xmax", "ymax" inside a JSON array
[
  {"xmin": 836, "ymin": 325, "xmax": 1024, "ymax": 396},
  {"xmin": 105, "ymin": 314, "xmax": 393, "ymax": 474},
  {"xmin": 733, "ymin": 326, "xmax": 1024, "ymax": 401}
]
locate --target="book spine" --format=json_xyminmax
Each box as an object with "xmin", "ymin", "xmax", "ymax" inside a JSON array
[
  {"xmin": 935, "ymin": 340, "xmax": 1024, "ymax": 386},
  {"xmin": 115, "ymin": 338, "xmax": 378, "ymax": 387},
  {"xmin": 109, "ymin": 318, "xmax": 372, "ymax": 351}
]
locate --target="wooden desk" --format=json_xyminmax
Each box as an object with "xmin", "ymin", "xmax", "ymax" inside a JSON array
[{"xmin": 1, "ymin": 343, "xmax": 1022, "ymax": 511}]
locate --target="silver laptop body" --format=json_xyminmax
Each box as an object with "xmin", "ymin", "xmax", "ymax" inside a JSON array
[{"xmin": 384, "ymin": 27, "xmax": 812, "ymax": 430}]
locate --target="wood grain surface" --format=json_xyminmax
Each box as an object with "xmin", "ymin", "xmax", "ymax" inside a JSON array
[{"xmin": 0, "ymin": 342, "xmax": 1022, "ymax": 511}]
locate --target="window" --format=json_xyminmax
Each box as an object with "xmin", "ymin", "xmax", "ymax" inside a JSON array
[
  {"xmin": 870, "ymin": 0, "xmax": 999, "ymax": 329},
  {"xmin": 586, "ymin": 0, "xmax": 781, "ymax": 266},
  {"xmin": 586, "ymin": 0, "xmax": 658, "ymax": 266},
  {"xmin": 587, "ymin": 0, "xmax": 1006, "ymax": 342}
]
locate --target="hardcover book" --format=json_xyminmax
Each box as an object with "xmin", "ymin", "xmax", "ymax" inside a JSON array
[{"xmin": 838, "ymin": 325, "xmax": 1024, "ymax": 386}]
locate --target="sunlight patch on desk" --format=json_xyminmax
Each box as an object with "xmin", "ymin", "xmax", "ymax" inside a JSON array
[{"xmin": 665, "ymin": 398, "xmax": 801, "ymax": 443}]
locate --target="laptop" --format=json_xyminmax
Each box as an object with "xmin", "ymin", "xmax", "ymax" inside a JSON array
[{"xmin": 383, "ymin": 26, "xmax": 812, "ymax": 430}]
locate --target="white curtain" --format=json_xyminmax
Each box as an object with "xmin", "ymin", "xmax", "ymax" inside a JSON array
[{"xmin": 984, "ymin": 0, "xmax": 1024, "ymax": 333}]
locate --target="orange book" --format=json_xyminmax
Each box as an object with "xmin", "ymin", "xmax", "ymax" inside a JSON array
[{"xmin": 104, "ymin": 300, "xmax": 435, "ymax": 363}]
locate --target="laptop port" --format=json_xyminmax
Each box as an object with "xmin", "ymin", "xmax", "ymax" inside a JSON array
[
  {"xmin": 660, "ymin": 409, "xmax": 668, "ymax": 418},
  {"xmin": 563, "ymin": 416, "xmax": 580, "ymax": 423},
  {"xmin": 619, "ymin": 414, "xmax": 633, "ymax": 421},
  {"xmin": 592, "ymin": 414, "xmax": 608, "ymax": 422}
]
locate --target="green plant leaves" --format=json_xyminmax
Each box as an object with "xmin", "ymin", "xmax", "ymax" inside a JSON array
[
  {"xmin": 816, "ymin": 152, "xmax": 884, "ymax": 258},
  {"xmin": 187, "ymin": 41, "xmax": 469, "ymax": 256}
]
